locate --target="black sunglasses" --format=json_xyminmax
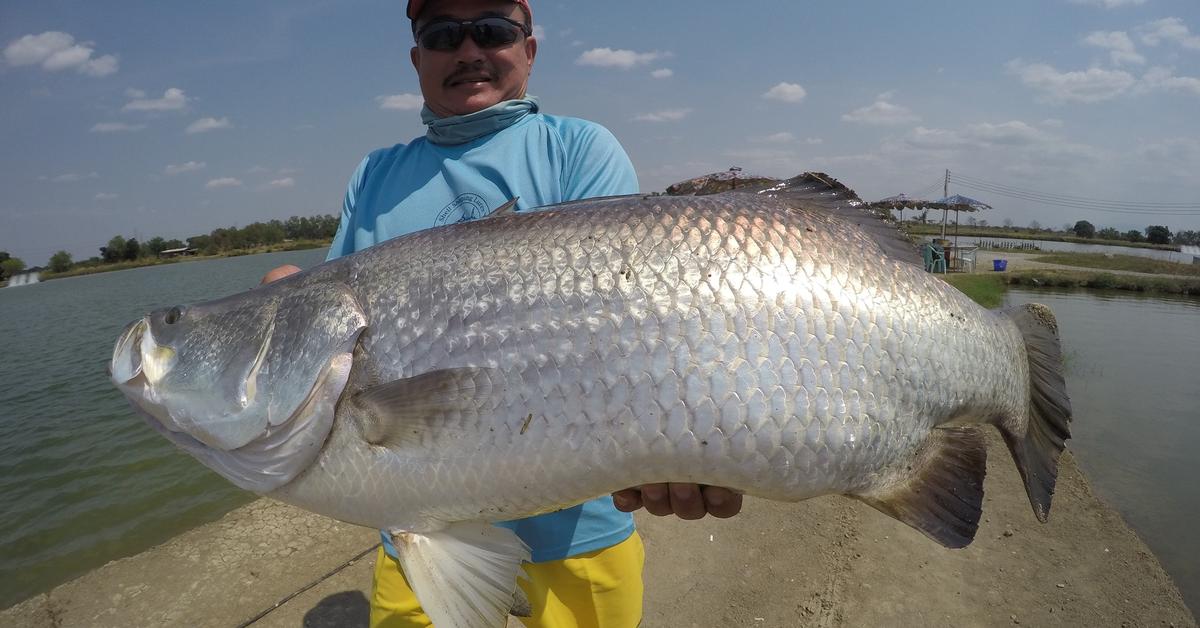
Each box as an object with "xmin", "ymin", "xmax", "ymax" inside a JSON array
[{"xmin": 416, "ymin": 16, "xmax": 532, "ymax": 51}]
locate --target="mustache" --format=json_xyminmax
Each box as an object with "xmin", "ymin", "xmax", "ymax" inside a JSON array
[{"xmin": 444, "ymin": 62, "xmax": 497, "ymax": 86}]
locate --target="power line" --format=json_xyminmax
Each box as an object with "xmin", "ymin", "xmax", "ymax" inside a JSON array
[
  {"xmin": 906, "ymin": 180, "xmax": 945, "ymax": 200},
  {"xmin": 949, "ymin": 181, "xmax": 1200, "ymax": 216},
  {"xmin": 952, "ymin": 172, "xmax": 1198, "ymax": 208},
  {"xmin": 948, "ymin": 173, "xmax": 1200, "ymax": 215}
]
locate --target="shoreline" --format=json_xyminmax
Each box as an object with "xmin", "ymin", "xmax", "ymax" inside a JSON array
[{"xmin": 3, "ymin": 433, "xmax": 1194, "ymax": 627}]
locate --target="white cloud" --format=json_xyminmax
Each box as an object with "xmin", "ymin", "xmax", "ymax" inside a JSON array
[
  {"xmin": 205, "ymin": 177, "xmax": 242, "ymax": 189},
  {"xmin": 1083, "ymin": 31, "xmax": 1145, "ymax": 65},
  {"xmin": 756, "ymin": 132, "xmax": 796, "ymax": 144},
  {"xmin": 842, "ymin": 99, "xmax": 920, "ymax": 125},
  {"xmin": 1068, "ymin": 0, "xmax": 1146, "ymax": 7},
  {"xmin": 125, "ymin": 88, "xmax": 146, "ymax": 99},
  {"xmin": 1041, "ymin": 118, "xmax": 1064, "ymax": 128},
  {"xmin": 186, "ymin": 116, "xmax": 231, "ymax": 134},
  {"xmin": 1138, "ymin": 137, "xmax": 1200, "ymax": 179},
  {"xmin": 900, "ymin": 120, "xmax": 1099, "ymax": 167},
  {"xmin": 806, "ymin": 137, "xmax": 824, "ymax": 145},
  {"xmin": 124, "ymin": 88, "xmax": 188, "ymax": 112},
  {"xmin": 3, "ymin": 31, "xmax": 118, "ymax": 77},
  {"xmin": 762, "ymin": 82, "xmax": 807, "ymax": 104},
  {"xmin": 532, "ymin": 25, "xmax": 546, "ymax": 40},
  {"xmin": 963, "ymin": 121, "xmax": 1052, "ymax": 146},
  {"xmin": 650, "ymin": 68, "xmax": 673, "ymax": 79},
  {"xmin": 263, "ymin": 177, "xmax": 296, "ymax": 189},
  {"xmin": 40, "ymin": 172, "xmax": 99, "ymax": 183},
  {"xmin": 1138, "ymin": 17, "xmax": 1200, "ymax": 50},
  {"xmin": 1006, "ymin": 59, "xmax": 1136, "ymax": 103},
  {"xmin": 165, "ymin": 161, "xmax": 206, "ymax": 175},
  {"xmin": 94, "ymin": 192, "xmax": 118, "ymax": 200},
  {"xmin": 1141, "ymin": 66, "xmax": 1200, "ymax": 95},
  {"xmin": 90, "ymin": 122, "xmax": 145, "ymax": 133},
  {"xmin": 376, "ymin": 93, "xmax": 423, "ymax": 110},
  {"xmin": 634, "ymin": 108, "xmax": 692, "ymax": 122},
  {"xmin": 576, "ymin": 47, "xmax": 666, "ymax": 69}
]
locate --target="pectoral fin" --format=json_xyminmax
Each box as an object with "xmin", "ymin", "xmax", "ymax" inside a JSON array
[
  {"xmin": 390, "ymin": 522, "xmax": 531, "ymax": 628},
  {"xmin": 352, "ymin": 367, "xmax": 500, "ymax": 448}
]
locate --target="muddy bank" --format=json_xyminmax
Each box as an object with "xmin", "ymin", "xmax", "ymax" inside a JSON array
[{"xmin": 3, "ymin": 432, "xmax": 1194, "ymax": 627}]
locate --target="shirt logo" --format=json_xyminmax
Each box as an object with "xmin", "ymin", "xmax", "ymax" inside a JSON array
[{"xmin": 434, "ymin": 193, "xmax": 491, "ymax": 226}]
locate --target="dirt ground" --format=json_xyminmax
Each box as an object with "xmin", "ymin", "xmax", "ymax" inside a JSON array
[{"xmin": 3, "ymin": 432, "xmax": 1194, "ymax": 627}]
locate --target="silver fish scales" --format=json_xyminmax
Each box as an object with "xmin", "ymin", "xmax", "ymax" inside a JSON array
[{"xmin": 111, "ymin": 174, "xmax": 1071, "ymax": 627}]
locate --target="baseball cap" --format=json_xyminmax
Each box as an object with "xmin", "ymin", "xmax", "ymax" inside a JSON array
[{"xmin": 406, "ymin": 0, "xmax": 532, "ymax": 22}]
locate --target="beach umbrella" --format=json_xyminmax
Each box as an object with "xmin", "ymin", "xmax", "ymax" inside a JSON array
[
  {"xmin": 935, "ymin": 194, "xmax": 992, "ymax": 245},
  {"xmin": 870, "ymin": 193, "xmax": 946, "ymax": 224}
]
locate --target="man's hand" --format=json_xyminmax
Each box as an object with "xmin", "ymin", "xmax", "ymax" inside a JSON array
[
  {"xmin": 261, "ymin": 264, "xmax": 302, "ymax": 285},
  {"xmin": 612, "ymin": 484, "xmax": 742, "ymax": 520}
]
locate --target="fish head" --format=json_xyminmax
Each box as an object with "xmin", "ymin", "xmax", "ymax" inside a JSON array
[{"xmin": 110, "ymin": 278, "xmax": 367, "ymax": 492}]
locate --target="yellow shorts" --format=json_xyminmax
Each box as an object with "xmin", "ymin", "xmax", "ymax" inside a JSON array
[{"xmin": 369, "ymin": 531, "xmax": 644, "ymax": 628}]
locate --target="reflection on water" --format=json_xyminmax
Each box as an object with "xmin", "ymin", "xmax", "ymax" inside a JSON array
[
  {"xmin": 926, "ymin": 235, "xmax": 1195, "ymax": 264},
  {"xmin": 1005, "ymin": 288, "xmax": 1200, "ymax": 614},
  {"xmin": 0, "ymin": 249, "xmax": 328, "ymax": 609}
]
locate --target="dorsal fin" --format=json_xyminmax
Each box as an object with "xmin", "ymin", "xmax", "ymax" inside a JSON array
[
  {"xmin": 751, "ymin": 172, "xmax": 923, "ymax": 267},
  {"xmin": 489, "ymin": 197, "xmax": 520, "ymax": 217}
]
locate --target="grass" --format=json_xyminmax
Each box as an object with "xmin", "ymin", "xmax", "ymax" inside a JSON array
[
  {"xmin": 1004, "ymin": 269, "xmax": 1200, "ymax": 296},
  {"xmin": 904, "ymin": 223, "xmax": 1178, "ymax": 251},
  {"xmin": 1029, "ymin": 252, "xmax": 1200, "ymax": 277},
  {"xmin": 37, "ymin": 239, "xmax": 331, "ymax": 281},
  {"xmin": 941, "ymin": 274, "xmax": 1007, "ymax": 308}
]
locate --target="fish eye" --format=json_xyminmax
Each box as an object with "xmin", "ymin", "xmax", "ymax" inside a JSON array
[{"xmin": 164, "ymin": 306, "xmax": 183, "ymax": 325}]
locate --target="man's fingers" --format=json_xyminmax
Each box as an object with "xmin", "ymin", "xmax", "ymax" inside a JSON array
[
  {"xmin": 639, "ymin": 483, "xmax": 674, "ymax": 516},
  {"xmin": 702, "ymin": 485, "xmax": 743, "ymax": 518},
  {"xmin": 611, "ymin": 488, "xmax": 642, "ymax": 513},
  {"xmin": 260, "ymin": 264, "xmax": 302, "ymax": 285},
  {"xmin": 669, "ymin": 483, "xmax": 707, "ymax": 520}
]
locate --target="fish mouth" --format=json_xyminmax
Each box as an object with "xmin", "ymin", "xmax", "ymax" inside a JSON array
[
  {"xmin": 111, "ymin": 318, "xmax": 176, "ymax": 386},
  {"xmin": 110, "ymin": 316, "xmax": 179, "ymax": 439},
  {"xmin": 110, "ymin": 319, "xmax": 146, "ymax": 384}
]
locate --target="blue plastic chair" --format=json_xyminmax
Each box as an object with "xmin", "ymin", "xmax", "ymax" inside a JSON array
[{"xmin": 922, "ymin": 244, "xmax": 947, "ymax": 273}]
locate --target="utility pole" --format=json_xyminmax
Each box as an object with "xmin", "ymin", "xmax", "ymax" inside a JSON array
[{"xmin": 941, "ymin": 169, "xmax": 950, "ymax": 239}]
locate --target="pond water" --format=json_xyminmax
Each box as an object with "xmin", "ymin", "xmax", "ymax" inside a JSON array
[
  {"xmin": 0, "ymin": 249, "xmax": 327, "ymax": 609},
  {"xmin": 927, "ymin": 235, "xmax": 1197, "ymax": 264},
  {"xmin": 0, "ymin": 254, "xmax": 1196, "ymax": 615},
  {"xmin": 1004, "ymin": 288, "xmax": 1200, "ymax": 614}
]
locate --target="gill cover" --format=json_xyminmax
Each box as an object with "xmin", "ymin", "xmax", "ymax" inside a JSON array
[{"xmin": 131, "ymin": 282, "xmax": 366, "ymax": 492}]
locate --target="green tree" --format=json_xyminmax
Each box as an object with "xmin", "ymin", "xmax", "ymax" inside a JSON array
[
  {"xmin": 1145, "ymin": 225, "xmax": 1172, "ymax": 245},
  {"xmin": 1, "ymin": 257, "xmax": 26, "ymax": 280},
  {"xmin": 1072, "ymin": 220, "xmax": 1096, "ymax": 238},
  {"xmin": 1097, "ymin": 227, "xmax": 1121, "ymax": 240},
  {"xmin": 142, "ymin": 236, "xmax": 168, "ymax": 258},
  {"xmin": 163, "ymin": 239, "xmax": 185, "ymax": 250},
  {"xmin": 102, "ymin": 235, "xmax": 126, "ymax": 263},
  {"xmin": 48, "ymin": 250, "xmax": 73, "ymax": 273},
  {"xmin": 123, "ymin": 237, "xmax": 141, "ymax": 261},
  {"xmin": 1124, "ymin": 229, "xmax": 1145, "ymax": 243}
]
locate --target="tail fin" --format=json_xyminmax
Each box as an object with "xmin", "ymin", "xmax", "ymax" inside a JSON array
[{"xmin": 997, "ymin": 303, "xmax": 1073, "ymax": 522}]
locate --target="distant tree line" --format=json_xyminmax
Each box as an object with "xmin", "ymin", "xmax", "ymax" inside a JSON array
[
  {"xmin": 952, "ymin": 216, "xmax": 1197, "ymax": 247},
  {"xmin": 1, "ymin": 214, "xmax": 339, "ymax": 280},
  {"xmin": 1071, "ymin": 220, "xmax": 1197, "ymax": 246}
]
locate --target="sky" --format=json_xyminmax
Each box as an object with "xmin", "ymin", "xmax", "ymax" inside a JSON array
[{"xmin": 2, "ymin": 0, "xmax": 1199, "ymax": 265}]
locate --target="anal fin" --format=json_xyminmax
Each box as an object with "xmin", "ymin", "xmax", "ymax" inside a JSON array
[
  {"xmin": 390, "ymin": 522, "xmax": 531, "ymax": 628},
  {"xmin": 853, "ymin": 426, "xmax": 988, "ymax": 549}
]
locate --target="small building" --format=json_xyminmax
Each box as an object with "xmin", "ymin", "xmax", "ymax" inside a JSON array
[{"xmin": 159, "ymin": 247, "xmax": 197, "ymax": 258}]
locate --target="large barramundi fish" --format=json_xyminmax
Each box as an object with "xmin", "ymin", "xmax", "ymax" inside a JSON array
[{"xmin": 110, "ymin": 173, "xmax": 1071, "ymax": 628}]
